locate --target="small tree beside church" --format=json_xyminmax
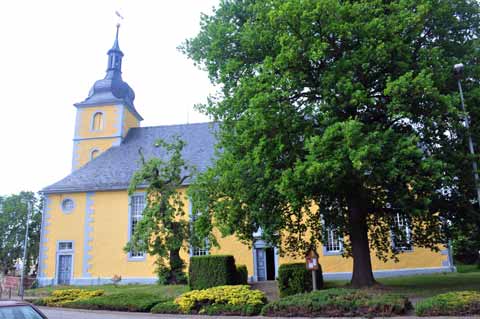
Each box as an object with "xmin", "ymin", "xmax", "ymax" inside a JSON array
[{"xmin": 125, "ymin": 137, "xmax": 194, "ymax": 284}]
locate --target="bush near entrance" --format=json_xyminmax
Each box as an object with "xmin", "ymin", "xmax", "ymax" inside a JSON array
[
  {"xmin": 235, "ymin": 264, "xmax": 248, "ymax": 284},
  {"xmin": 262, "ymin": 288, "xmax": 411, "ymax": 317},
  {"xmin": 189, "ymin": 255, "xmax": 239, "ymax": 289},
  {"xmin": 415, "ymin": 291, "xmax": 480, "ymax": 316},
  {"xmin": 278, "ymin": 263, "xmax": 323, "ymax": 297}
]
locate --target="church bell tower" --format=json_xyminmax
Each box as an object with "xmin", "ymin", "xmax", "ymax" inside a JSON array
[{"xmin": 71, "ymin": 25, "xmax": 143, "ymax": 171}]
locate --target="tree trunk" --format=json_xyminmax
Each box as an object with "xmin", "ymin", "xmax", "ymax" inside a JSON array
[
  {"xmin": 347, "ymin": 197, "xmax": 376, "ymax": 288},
  {"xmin": 169, "ymin": 248, "xmax": 183, "ymax": 284}
]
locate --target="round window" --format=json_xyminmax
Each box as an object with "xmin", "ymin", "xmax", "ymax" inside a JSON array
[{"xmin": 61, "ymin": 198, "xmax": 74, "ymax": 213}]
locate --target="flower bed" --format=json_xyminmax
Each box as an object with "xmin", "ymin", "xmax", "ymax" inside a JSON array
[
  {"xmin": 175, "ymin": 285, "xmax": 267, "ymax": 315},
  {"xmin": 62, "ymin": 292, "xmax": 167, "ymax": 312},
  {"xmin": 415, "ymin": 291, "xmax": 480, "ymax": 316},
  {"xmin": 41, "ymin": 289, "xmax": 104, "ymax": 307},
  {"xmin": 261, "ymin": 288, "xmax": 411, "ymax": 317}
]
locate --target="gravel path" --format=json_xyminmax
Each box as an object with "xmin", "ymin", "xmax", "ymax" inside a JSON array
[{"xmin": 39, "ymin": 307, "xmax": 480, "ymax": 319}]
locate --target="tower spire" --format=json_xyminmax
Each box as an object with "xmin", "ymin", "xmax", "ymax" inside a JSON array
[{"xmin": 107, "ymin": 23, "xmax": 124, "ymax": 74}]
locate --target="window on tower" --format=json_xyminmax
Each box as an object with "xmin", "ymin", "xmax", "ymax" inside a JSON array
[
  {"xmin": 92, "ymin": 112, "xmax": 104, "ymax": 131},
  {"xmin": 90, "ymin": 149, "xmax": 100, "ymax": 160}
]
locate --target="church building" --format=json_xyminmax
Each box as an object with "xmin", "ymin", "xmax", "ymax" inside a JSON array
[{"xmin": 38, "ymin": 27, "xmax": 454, "ymax": 286}]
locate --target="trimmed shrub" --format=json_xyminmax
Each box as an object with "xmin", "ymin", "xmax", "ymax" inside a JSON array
[
  {"xmin": 262, "ymin": 288, "xmax": 411, "ymax": 317},
  {"xmin": 63, "ymin": 292, "xmax": 167, "ymax": 312},
  {"xmin": 415, "ymin": 291, "xmax": 480, "ymax": 316},
  {"xmin": 42, "ymin": 289, "xmax": 104, "ymax": 306},
  {"xmin": 175, "ymin": 285, "xmax": 267, "ymax": 315},
  {"xmin": 236, "ymin": 264, "xmax": 248, "ymax": 284},
  {"xmin": 189, "ymin": 255, "xmax": 237, "ymax": 289},
  {"xmin": 151, "ymin": 300, "xmax": 181, "ymax": 314},
  {"xmin": 278, "ymin": 263, "xmax": 323, "ymax": 297}
]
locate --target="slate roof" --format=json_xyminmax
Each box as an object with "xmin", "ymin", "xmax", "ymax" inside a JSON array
[{"xmin": 42, "ymin": 122, "xmax": 217, "ymax": 194}]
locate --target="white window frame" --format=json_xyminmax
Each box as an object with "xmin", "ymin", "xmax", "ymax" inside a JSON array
[
  {"xmin": 189, "ymin": 199, "xmax": 210, "ymax": 257},
  {"xmin": 323, "ymin": 227, "xmax": 343, "ymax": 255},
  {"xmin": 391, "ymin": 212, "xmax": 413, "ymax": 252},
  {"xmin": 90, "ymin": 111, "xmax": 105, "ymax": 132},
  {"xmin": 128, "ymin": 193, "xmax": 146, "ymax": 261}
]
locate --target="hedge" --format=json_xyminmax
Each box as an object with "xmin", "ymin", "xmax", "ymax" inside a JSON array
[
  {"xmin": 189, "ymin": 255, "xmax": 237, "ymax": 289},
  {"xmin": 236, "ymin": 264, "xmax": 248, "ymax": 284},
  {"xmin": 415, "ymin": 291, "xmax": 480, "ymax": 316},
  {"xmin": 278, "ymin": 263, "xmax": 323, "ymax": 297},
  {"xmin": 262, "ymin": 288, "xmax": 411, "ymax": 317},
  {"xmin": 151, "ymin": 300, "xmax": 181, "ymax": 314},
  {"xmin": 62, "ymin": 292, "xmax": 167, "ymax": 312},
  {"xmin": 42, "ymin": 289, "xmax": 104, "ymax": 307}
]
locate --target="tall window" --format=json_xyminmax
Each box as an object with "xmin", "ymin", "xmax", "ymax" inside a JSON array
[
  {"xmin": 325, "ymin": 228, "xmax": 343, "ymax": 253},
  {"xmin": 190, "ymin": 208, "xmax": 209, "ymax": 256},
  {"xmin": 391, "ymin": 213, "xmax": 412, "ymax": 251},
  {"xmin": 92, "ymin": 112, "xmax": 104, "ymax": 131},
  {"xmin": 129, "ymin": 194, "xmax": 146, "ymax": 258}
]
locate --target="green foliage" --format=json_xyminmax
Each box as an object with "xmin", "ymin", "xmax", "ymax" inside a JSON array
[
  {"xmin": 63, "ymin": 292, "xmax": 167, "ymax": 312},
  {"xmin": 26, "ymin": 283, "xmax": 188, "ymax": 299},
  {"xmin": 188, "ymin": 255, "xmax": 237, "ymax": 290},
  {"xmin": 235, "ymin": 264, "xmax": 248, "ymax": 284},
  {"xmin": 278, "ymin": 263, "xmax": 323, "ymax": 297},
  {"xmin": 175, "ymin": 285, "xmax": 267, "ymax": 315},
  {"xmin": 415, "ymin": 291, "xmax": 480, "ymax": 316},
  {"xmin": 0, "ymin": 191, "xmax": 42, "ymax": 274},
  {"xmin": 202, "ymin": 303, "xmax": 263, "ymax": 316},
  {"xmin": 261, "ymin": 288, "xmax": 411, "ymax": 317},
  {"xmin": 42, "ymin": 289, "xmax": 104, "ymax": 307},
  {"xmin": 184, "ymin": 0, "xmax": 480, "ymax": 286},
  {"xmin": 125, "ymin": 137, "xmax": 195, "ymax": 284},
  {"xmin": 150, "ymin": 300, "xmax": 181, "ymax": 314},
  {"xmin": 452, "ymin": 224, "xmax": 480, "ymax": 264}
]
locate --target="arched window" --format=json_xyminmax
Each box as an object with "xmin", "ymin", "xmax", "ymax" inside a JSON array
[
  {"xmin": 90, "ymin": 149, "xmax": 100, "ymax": 160},
  {"xmin": 92, "ymin": 112, "xmax": 104, "ymax": 131}
]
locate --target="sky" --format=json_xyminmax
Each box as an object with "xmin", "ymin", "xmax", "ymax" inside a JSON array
[{"xmin": 0, "ymin": 0, "xmax": 219, "ymax": 195}]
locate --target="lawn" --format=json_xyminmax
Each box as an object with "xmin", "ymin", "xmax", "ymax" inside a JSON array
[
  {"xmin": 325, "ymin": 269, "xmax": 480, "ymax": 299},
  {"xmin": 25, "ymin": 284, "xmax": 188, "ymax": 299}
]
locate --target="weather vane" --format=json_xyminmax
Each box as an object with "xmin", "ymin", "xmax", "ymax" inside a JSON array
[{"xmin": 115, "ymin": 10, "xmax": 124, "ymax": 28}]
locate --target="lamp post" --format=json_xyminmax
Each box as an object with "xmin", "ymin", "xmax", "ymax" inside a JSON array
[
  {"xmin": 454, "ymin": 63, "xmax": 480, "ymax": 205},
  {"xmin": 19, "ymin": 201, "xmax": 31, "ymax": 300}
]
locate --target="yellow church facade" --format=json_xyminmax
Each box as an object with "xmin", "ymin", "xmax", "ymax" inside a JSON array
[{"xmin": 38, "ymin": 28, "xmax": 453, "ymax": 286}]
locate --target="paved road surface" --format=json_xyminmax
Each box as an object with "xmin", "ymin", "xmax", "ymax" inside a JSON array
[{"xmin": 40, "ymin": 307, "xmax": 479, "ymax": 319}]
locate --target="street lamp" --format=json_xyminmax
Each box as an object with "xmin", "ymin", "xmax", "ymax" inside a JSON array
[
  {"xmin": 454, "ymin": 63, "xmax": 480, "ymax": 205},
  {"xmin": 19, "ymin": 200, "xmax": 31, "ymax": 300}
]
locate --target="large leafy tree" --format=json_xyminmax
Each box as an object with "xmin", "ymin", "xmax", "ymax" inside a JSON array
[
  {"xmin": 125, "ymin": 138, "xmax": 195, "ymax": 284},
  {"xmin": 0, "ymin": 192, "xmax": 42, "ymax": 275},
  {"xmin": 184, "ymin": 0, "xmax": 480, "ymax": 287}
]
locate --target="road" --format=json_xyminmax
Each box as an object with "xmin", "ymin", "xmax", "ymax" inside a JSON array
[
  {"xmin": 40, "ymin": 307, "xmax": 254, "ymax": 319},
  {"xmin": 40, "ymin": 307, "xmax": 475, "ymax": 319}
]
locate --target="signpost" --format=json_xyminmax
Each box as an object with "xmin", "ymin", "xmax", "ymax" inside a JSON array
[
  {"xmin": 3, "ymin": 276, "xmax": 19, "ymax": 299},
  {"xmin": 306, "ymin": 250, "xmax": 319, "ymax": 291}
]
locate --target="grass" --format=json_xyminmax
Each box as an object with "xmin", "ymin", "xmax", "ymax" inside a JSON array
[
  {"xmin": 456, "ymin": 263, "xmax": 480, "ymax": 273},
  {"xmin": 324, "ymin": 270, "xmax": 480, "ymax": 299},
  {"xmin": 26, "ymin": 284, "xmax": 188, "ymax": 298}
]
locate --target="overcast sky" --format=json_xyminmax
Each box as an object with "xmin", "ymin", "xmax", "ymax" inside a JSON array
[{"xmin": 0, "ymin": 0, "xmax": 219, "ymax": 195}]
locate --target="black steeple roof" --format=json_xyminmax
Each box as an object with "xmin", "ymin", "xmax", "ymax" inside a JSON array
[{"xmin": 75, "ymin": 24, "xmax": 142, "ymax": 121}]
